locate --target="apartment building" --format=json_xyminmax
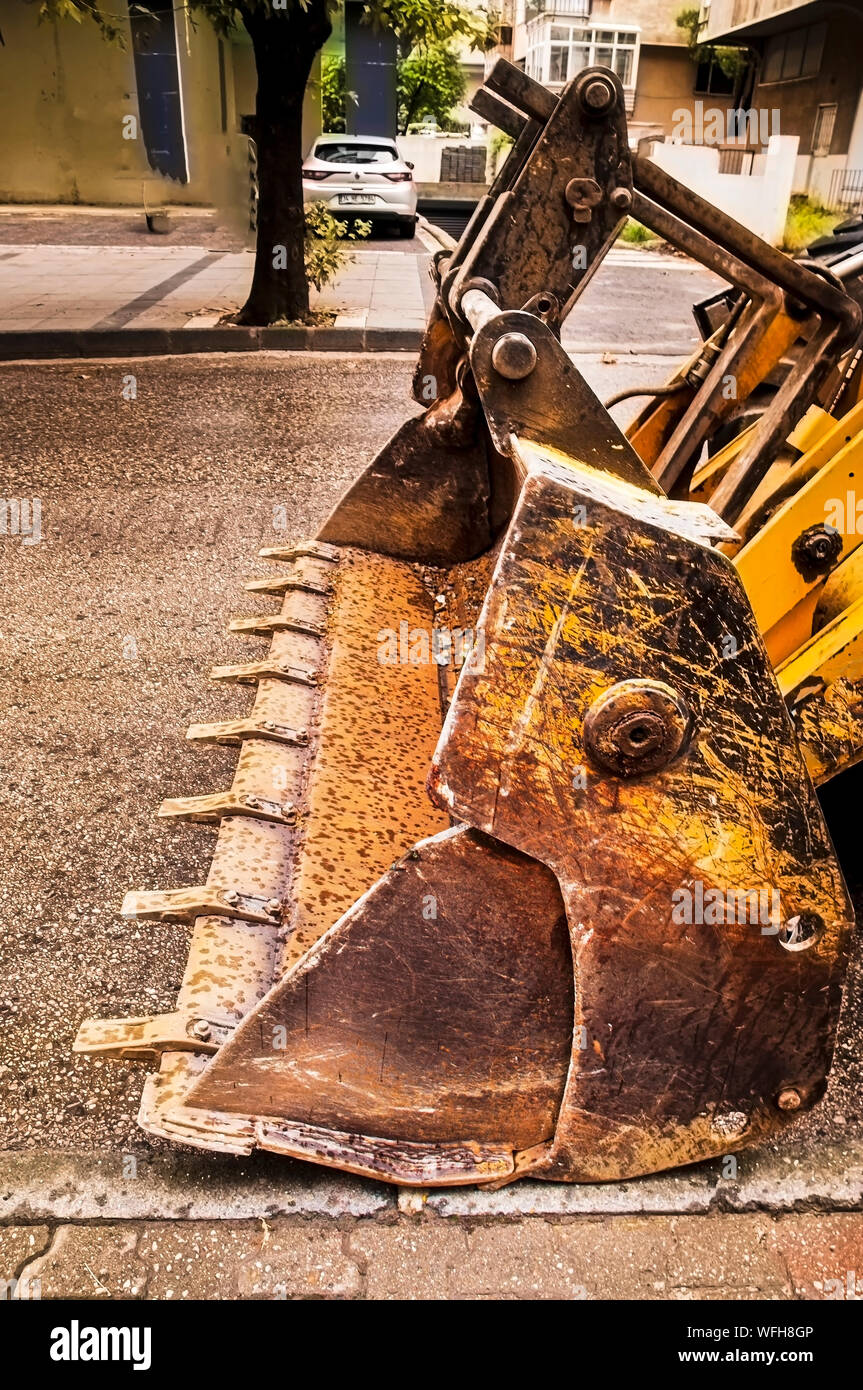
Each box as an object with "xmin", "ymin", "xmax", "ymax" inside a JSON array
[
  {"xmin": 488, "ymin": 0, "xmax": 739, "ymax": 145},
  {"xmin": 701, "ymin": 0, "xmax": 863, "ymax": 203}
]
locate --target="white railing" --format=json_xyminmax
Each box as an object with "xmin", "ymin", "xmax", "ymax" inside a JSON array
[{"xmin": 526, "ymin": 0, "xmax": 591, "ymax": 17}]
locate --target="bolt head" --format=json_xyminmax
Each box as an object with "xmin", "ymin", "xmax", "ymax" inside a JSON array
[
  {"xmin": 777, "ymin": 1088, "xmax": 802, "ymax": 1112},
  {"xmin": 583, "ymin": 679, "xmax": 692, "ymax": 777},
  {"xmin": 224, "ymin": 890, "xmax": 239, "ymax": 904},
  {"xmin": 579, "ymin": 75, "xmax": 615, "ymax": 113},
  {"xmin": 190, "ymin": 1019, "xmax": 212, "ymax": 1041},
  {"xmin": 610, "ymin": 186, "xmax": 633, "ymax": 211},
  {"xmin": 491, "ymin": 332, "xmax": 538, "ymax": 381},
  {"xmin": 267, "ymin": 898, "xmax": 281, "ymax": 912}
]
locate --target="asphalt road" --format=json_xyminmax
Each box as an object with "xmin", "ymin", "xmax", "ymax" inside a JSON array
[{"xmin": 1, "ymin": 353, "xmax": 861, "ymax": 1175}]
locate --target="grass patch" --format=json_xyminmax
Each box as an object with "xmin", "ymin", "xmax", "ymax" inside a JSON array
[
  {"xmin": 782, "ymin": 194, "xmax": 841, "ymax": 253},
  {"xmin": 617, "ymin": 219, "xmax": 660, "ymax": 246}
]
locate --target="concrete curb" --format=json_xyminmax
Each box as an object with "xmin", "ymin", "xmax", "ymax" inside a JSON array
[
  {"xmin": 0, "ymin": 327, "xmax": 695, "ymax": 361},
  {"xmin": 2, "ymin": 1141, "xmax": 861, "ymax": 1223},
  {"xmin": 0, "ymin": 325, "xmax": 424, "ymax": 361}
]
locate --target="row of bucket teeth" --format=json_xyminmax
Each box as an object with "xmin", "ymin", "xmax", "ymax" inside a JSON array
[{"xmin": 75, "ymin": 540, "xmax": 340, "ymax": 1068}]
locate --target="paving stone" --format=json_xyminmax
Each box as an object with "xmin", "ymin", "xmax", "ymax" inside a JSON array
[
  {"xmin": 5, "ymin": 1213, "xmax": 863, "ymax": 1300},
  {"xmin": 456, "ymin": 1220, "xmax": 592, "ymax": 1299},
  {"xmin": 663, "ymin": 1215, "xmax": 791, "ymax": 1300},
  {"xmin": 0, "ymin": 1226, "xmax": 51, "ymax": 1298},
  {"xmin": 771, "ymin": 1212, "xmax": 863, "ymax": 1299},
  {"xmin": 24, "ymin": 1225, "xmax": 146, "ymax": 1299},
  {"xmin": 349, "ymin": 1221, "xmax": 469, "ymax": 1300},
  {"xmin": 140, "ymin": 1224, "xmax": 269, "ymax": 1299},
  {"xmin": 238, "ymin": 1221, "xmax": 361, "ymax": 1299}
]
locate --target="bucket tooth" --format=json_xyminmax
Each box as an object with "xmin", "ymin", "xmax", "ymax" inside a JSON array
[
  {"xmin": 74, "ymin": 1010, "xmax": 235, "ymax": 1059},
  {"xmin": 259, "ymin": 541, "xmax": 341, "ymax": 564},
  {"xmin": 121, "ymin": 887, "xmax": 282, "ymax": 925},
  {"xmin": 186, "ymin": 717, "xmax": 309, "ymax": 748},
  {"xmin": 158, "ymin": 792, "xmax": 297, "ymax": 826},
  {"xmin": 245, "ymin": 576, "xmax": 331, "ymax": 597},
  {"xmin": 210, "ymin": 659, "xmax": 318, "ymax": 686},
  {"xmin": 228, "ymin": 615, "xmax": 325, "ymax": 638}
]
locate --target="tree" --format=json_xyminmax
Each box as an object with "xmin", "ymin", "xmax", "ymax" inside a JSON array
[
  {"xmin": 326, "ymin": 42, "xmax": 468, "ymax": 135},
  {"xmin": 675, "ymin": 8, "xmax": 751, "ymax": 85},
  {"xmin": 37, "ymin": 0, "xmax": 492, "ymax": 324},
  {"xmin": 321, "ymin": 55, "xmax": 347, "ymax": 133},
  {"xmin": 398, "ymin": 40, "xmax": 465, "ymax": 134}
]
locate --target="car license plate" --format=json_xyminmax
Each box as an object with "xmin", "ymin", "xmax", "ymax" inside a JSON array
[{"xmin": 339, "ymin": 194, "xmax": 375, "ymax": 205}]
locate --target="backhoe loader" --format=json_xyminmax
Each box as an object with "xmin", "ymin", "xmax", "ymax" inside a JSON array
[{"xmin": 76, "ymin": 61, "xmax": 863, "ymax": 1187}]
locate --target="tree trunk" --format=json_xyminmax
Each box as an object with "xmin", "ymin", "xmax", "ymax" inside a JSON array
[
  {"xmin": 400, "ymin": 77, "xmax": 429, "ymax": 135},
  {"xmin": 238, "ymin": 2, "xmax": 332, "ymax": 326}
]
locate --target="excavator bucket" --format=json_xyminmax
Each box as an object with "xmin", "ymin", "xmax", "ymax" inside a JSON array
[{"xmin": 76, "ymin": 62, "xmax": 860, "ymax": 1186}]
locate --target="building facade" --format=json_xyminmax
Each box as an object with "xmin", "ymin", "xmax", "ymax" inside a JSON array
[
  {"xmin": 487, "ymin": 0, "xmax": 739, "ymax": 146},
  {"xmin": 701, "ymin": 0, "xmax": 863, "ymax": 203},
  {"xmin": 0, "ymin": 2, "xmax": 323, "ymax": 208}
]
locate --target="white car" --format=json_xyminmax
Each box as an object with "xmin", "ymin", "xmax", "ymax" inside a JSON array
[{"xmin": 303, "ymin": 135, "xmax": 418, "ymax": 238}]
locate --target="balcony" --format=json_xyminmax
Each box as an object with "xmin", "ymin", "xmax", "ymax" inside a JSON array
[
  {"xmin": 701, "ymin": 0, "xmax": 812, "ymax": 43},
  {"xmin": 525, "ymin": 0, "xmax": 591, "ymax": 18}
]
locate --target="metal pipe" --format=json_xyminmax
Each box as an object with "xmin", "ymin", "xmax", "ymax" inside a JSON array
[{"xmin": 460, "ymin": 287, "xmax": 502, "ymax": 335}]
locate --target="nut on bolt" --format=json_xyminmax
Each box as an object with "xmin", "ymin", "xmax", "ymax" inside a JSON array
[
  {"xmin": 583, "ymin": 678, "xmax": 693, "ymax": 777},
  {"xmin": 610, "ymin": 186, "xmax": 633, "ymax": 211},
  {"xmin": 791, "ymin": 523, "xmax": 842, "ymax": 581},
  {"xmin": 491, "ymin": 332, "xmax": 537, "ymax": 381},
  {"xmin": 190, "ymin": 1019, "xmax": 212, "ymax": 1042},
  {"xmin": 564, "ymin": 176, "xmax": 603, "ymax": 224}
]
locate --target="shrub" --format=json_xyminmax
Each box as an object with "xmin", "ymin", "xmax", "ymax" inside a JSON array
[{"xmin": 304, "ymin": 201, "xmax": 372, "ymax": 294}]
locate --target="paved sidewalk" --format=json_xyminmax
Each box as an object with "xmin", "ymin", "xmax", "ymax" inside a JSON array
[
  {"xmin": 0, "ymin": 239, "xmax": 720, "ymax": 357},
  {"xmin": 5, "ymin": 1210, "xmax": 863, "ymax": 1300},
  {"xmin": 0, "ymin": 244, "xmax": 432, "ymax": 334}
]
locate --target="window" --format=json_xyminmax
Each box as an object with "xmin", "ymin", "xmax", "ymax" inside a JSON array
[
  {"xmin": 314, "ymin": 142, "xmax": 398, "ymax": 164},
  {"xmin": 694, "ymin": 57, "xmax": 737, "ymax": 95},
  {"xmin": 811, "ymin": 103, "xmax": 837, "ymax": 157},
  {"xmin": 526, "ymin": 24, "xmax": 639, "ymax": 89},
  {"xmin": 549, "ymin": 45, "xmax": 569, "ymax": 82},
  {"xmin": 762, "ymin": 23, "xmax": 826, "ymax": 83}
]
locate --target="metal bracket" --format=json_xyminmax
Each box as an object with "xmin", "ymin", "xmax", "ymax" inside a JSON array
[
  {"xmin": 468, "ymin": 306, "xmax": 662, "ymax": 493},
  {"xmin": 121, "ymin": 887, "xmax": 282, "ymax": 926}
]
